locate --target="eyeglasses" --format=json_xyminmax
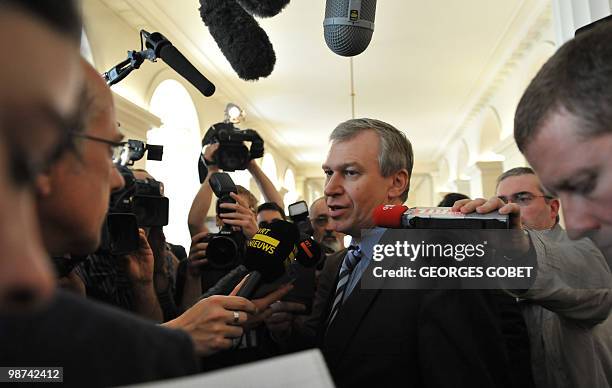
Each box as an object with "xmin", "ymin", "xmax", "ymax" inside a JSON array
[
  {"xmin": 313, "ymin": 215, "xmax": 331, "ymax": 227},
  {"xmin": 497, "ymin": 192, "xmax": 553, "ymax": 207},
  {"xmin": 71, "ymin": 134, "xmax": 131, "ymax": 166}
]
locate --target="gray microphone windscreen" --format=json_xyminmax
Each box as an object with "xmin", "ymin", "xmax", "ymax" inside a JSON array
[{"xmin": 323, "ymin": 0, "xmax": 377, "ymax": 57}]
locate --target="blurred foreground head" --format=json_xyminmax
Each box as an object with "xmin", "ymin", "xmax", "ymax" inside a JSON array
[{"xmin": 0, "ymin": 0, "xmax": 83, "ymax": 312}]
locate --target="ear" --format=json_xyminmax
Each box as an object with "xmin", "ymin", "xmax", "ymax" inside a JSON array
[
  {"xmin": 387, "ymin": 169, "xmax": 410, "ymax": 202},
  {"xmin": 549, "ymin": 198, "xmax": 560, "ymax": 222}
]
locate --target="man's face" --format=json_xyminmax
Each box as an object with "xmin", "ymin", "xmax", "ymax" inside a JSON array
[
  {"xmin": 323, "ymin": 130, "xmax": 398, "ymax": 237},
  {"xmin": 524, "ymin": 109, "xmax": 612, "ymax": 258},
  {"xmin": 0, "ymin": 10, "xmax": 82, "ymax": 311},
  {"xmin": 496, "ymin": 174, "xmax": 559, "ymax": 230},
  {"xmin": 310, "ymin": 198, "xmax": 344, "ymax": 252},
  {"xmin": 38, "ymin": 67, "xmax": 125, "ymax": 255},
  {"xmin": 257, "ymin": 209, "xmax": 283, "ymax": 225}
]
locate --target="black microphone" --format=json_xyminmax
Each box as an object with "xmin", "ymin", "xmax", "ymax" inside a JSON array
[
  {"xmin": 199, "ymin": 0, "xmax": 276, "ymax": 81},
  {"xmin": 200, "ymin": 265, "xmax": 249, "ymax": 300},
  {"xmin": 235, "ymin": 0, "xmax": 290, "ymax": 17},
  {"xmin": 295, "ymin": 237, "xmax": 322, "ymax": 268},
  {"xmin": 236, "ymin": 220, "xmax": 299, "ymax": 298},
  {"xmin": 142, "ymin": 30, "xmax": 216, "ymax": 97},
  {"xmin": 324, "ymin": 0, "xmax": 377, "ymax": 57}
]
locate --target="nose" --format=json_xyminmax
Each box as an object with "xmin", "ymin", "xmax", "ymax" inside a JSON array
[
  {"xmin": 0, "ymin": 194, "xmax": 55, "ymax": 313},
  {"xmin": 561, "ymin": 193, "xmax": 600, "ymax": 240},
  {"xmin": 110, "ymin": 164, "xmax": 125, "ymax": 192},
  {"xmin": 324, "ymin": 172, "xmax": 343, "ymax": 198}
]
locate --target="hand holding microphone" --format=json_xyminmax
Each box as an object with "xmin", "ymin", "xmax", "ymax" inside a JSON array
[{"xmin": 163, "ymin": 291, "xmax": 255, "ymax": 356}]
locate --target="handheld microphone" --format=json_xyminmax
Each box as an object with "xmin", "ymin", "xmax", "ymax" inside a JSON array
[
  {"xmin": 235, "ymin": 0, "xmax": 290, "ymax": 17},
  {"xmin": 294, "ymin": 237, "xmax": 322, "ymax": 268},
  {"xmin": 372, "ymin": 205, "xmax": 512, "ymax": 229},
  {"xmin": 200, "ymin": 265, "xmax": 249, "ymax": 300},
  {"xmin": 199, "ymin": 0, "xmax": 276, "ymax": 81},
  {"xmin": 372, "ymin": 204, "xmax": 409, "ymax": 228},
  {"xmin": 324, "ymin": 0, "xmax": 377, "ymax": 57},
  {"xmin": 236, "ymin": 220, "xmax": 300, "ymax": 298},
  {"xmin": 142, "ymin": 31, "xmax": 216, "ymax": 97}
]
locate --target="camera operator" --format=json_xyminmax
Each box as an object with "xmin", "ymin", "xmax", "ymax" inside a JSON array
[{"xmin": 75, "ymin": 169, "xmax": 181, "ymax": 322}]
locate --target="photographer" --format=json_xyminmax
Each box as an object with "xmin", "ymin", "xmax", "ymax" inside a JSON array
[
  {"xmin": 180, "ymin": 187, "xmax": 258, "ymax": 310},
  {"xmin": 75, "ymin": 169, "xmax": 180, "ymax": 322},
  {"xmin": 181, "ymin": 142, "xmax": 282, "ymax": 308}
]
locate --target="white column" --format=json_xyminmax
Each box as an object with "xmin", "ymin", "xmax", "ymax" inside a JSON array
[
  {"xmin": 476, "ymin": 161, "xmax": 504, "ymax": 199},
  {"xmin": 454, "ymin": 179, "xmax": 471, "ymax": 197}
]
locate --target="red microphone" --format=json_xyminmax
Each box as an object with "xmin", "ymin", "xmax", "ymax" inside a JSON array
[
  {"xmin": 373, "ymin": 205, "xmax": 512, "ymax": 229},
  {"xmin": 372, "ymin": 204, "xmax": 409, "ymax": 228}
]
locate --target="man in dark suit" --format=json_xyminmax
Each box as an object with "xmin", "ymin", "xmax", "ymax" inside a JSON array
[{"xmin": 297, "ymin": 118, "xmax": 517, "ymax": 387}]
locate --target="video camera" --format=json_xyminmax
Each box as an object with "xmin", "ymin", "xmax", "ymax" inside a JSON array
[
  {"xmin": 203, "ymin": 172, "xmax": 246, "ymax": 269},
  {"xmin": 99, "ymin": 140, "xmax": 167, "ymax": 255},
  {"xmin": 201, "ymin": 122, "xmax": 264, "ymax": 171}
]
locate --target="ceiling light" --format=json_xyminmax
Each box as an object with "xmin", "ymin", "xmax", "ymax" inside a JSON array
[{"xmin": 224, "ymin": 103, "xmax": 245, "ymax": 124}]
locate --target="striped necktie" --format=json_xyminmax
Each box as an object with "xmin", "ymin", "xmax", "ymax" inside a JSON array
[{"xmin": 327, "ymin": 245, "xmax": 363, "ymax": 325}]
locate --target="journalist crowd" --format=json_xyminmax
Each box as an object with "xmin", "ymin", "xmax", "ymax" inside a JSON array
[{"xmin": 1, "ymin": 1, "xmax": 612, "ymax": 387}]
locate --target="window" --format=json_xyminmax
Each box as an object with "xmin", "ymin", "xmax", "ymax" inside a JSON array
[{"xmin": 147, "ymin": 80, "xmax": 201, "ymax": 250}]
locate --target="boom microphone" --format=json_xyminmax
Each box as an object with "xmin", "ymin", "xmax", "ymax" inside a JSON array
[
  {"xmin": 324, "ymin": 0, "xmax": 377, "ymax": 57},
  {"xmin": 199, "ymin": 0, "xmax": 276, "ymax": 80},
  {"xmin": 142, "ymin": 31, "xmax": 215, "ymax": 97},
  {"xmin": 235, "ymin": 0, "xmax": 290, "ymax": 17}
]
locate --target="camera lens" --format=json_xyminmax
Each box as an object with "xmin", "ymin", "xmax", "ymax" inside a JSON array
[{"xmin": 207, "ymin": 235, "xmax": 239, "ymax": 269}]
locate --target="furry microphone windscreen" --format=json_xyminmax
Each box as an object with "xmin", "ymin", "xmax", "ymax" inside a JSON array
[
  {"xmin": 235, "ymin": 0, "xmax": 290, "ymax": 17},
  {"xmin": 199, "ymin": 0, "xmax": 276, "ymax": 80}
]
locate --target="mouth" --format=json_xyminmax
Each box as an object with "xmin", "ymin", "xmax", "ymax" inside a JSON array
[{"xmin": 328, "ymin": 204, "xmax": 348, "ymax": 218}]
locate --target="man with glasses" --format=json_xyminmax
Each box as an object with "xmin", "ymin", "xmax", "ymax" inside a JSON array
[
  {"xmin": 455, "ymin": 168, "xmax": 612, "ymax": 387},
  {"xmin": 496, "ymin": 167, "xmax": 559, "ymax": 231}
]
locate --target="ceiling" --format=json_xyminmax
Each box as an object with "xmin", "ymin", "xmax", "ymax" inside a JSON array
[{"xmin": 97, "ymin": 0, "xmax": 550, "ymax": 177}]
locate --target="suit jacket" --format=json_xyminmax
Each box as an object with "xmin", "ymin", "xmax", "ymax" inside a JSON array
[{"xmin": 303, "ymin": 249, "xmax": 522, "ymax": 388}]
